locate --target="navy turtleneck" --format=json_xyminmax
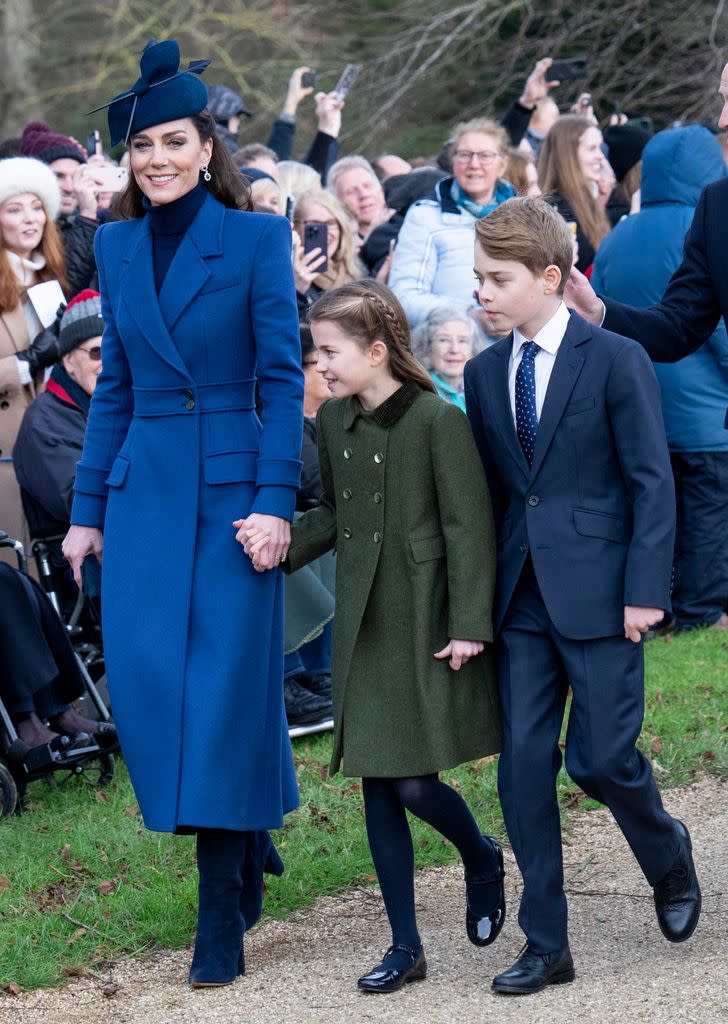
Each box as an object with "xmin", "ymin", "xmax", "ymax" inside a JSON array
[{"xmin": 145, "ymin": 180, "xmax": 208, "ymax": 292}]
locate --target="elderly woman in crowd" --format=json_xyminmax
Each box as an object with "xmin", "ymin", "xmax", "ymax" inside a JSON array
[
  {"xmin": 291, "ymin": 188, "xmax": 364, "ymax": 317},
  {"xmin": 388, "ymin": 117, "xmax": 514, "ymax": 327},
  {"xmin": 0, "ymin": 158, "xmax": 69, "ymax": 558},
  {"xmin": 412, "ymin": 306, "xmax": 483, "ymax": 412}
]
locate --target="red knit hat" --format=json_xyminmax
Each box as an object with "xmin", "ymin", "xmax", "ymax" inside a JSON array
[
  {"xmin": 59, "ymin": 290, "xmax": 104, "ymax": 351},
  {"xmin": 20, "ymin": 121, "xmax": 86, "ymax": 166}
]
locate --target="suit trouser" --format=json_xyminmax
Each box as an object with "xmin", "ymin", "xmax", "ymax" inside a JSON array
[{"xmin": 497, "ymin": 560, "xmax": 679, "ymax": 953}]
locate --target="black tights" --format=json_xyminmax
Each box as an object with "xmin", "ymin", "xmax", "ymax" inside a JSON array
[{"xmin": 362, "ymin": 773, "xmax": 496, "ymax": 957}]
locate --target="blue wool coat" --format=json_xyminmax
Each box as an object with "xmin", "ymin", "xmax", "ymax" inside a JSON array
[{"xmin": 71, "ymin": 192, "xmax": 304, "ymax": 832}]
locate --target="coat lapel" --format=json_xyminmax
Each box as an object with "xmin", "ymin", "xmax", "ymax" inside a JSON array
[
  {"xmin": 119, "ymin": 218, "xmax": 191, "ymax": 380},
  {"xmin": 487, "ymin": 335, "xmax": 530, "ymax": 478},
  {"xmin": 529, "ymin": 313, "xmax": 589, "ymax": 479},
  {"xmin": 158, "ymin": 192, "xmax": 224, "ymax": 332}
]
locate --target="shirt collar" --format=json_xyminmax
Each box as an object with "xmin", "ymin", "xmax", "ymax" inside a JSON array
[
  {"xmin": 342, "ymin": 379, "xmax": 422, "ymax": 430},
  {"xmin": 512, "ymin": 301, "xmax": 570, "ymax": 358}
]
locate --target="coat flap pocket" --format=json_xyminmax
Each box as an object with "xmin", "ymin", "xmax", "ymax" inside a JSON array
[
  {"xmin": 564, "ymin": 396, "xmax": 596, "ymax": 417},
  {"xmin": 105, "ymin": 454, "xmax": 130, "ymax": 488},
  {"xmin": 204, "ymin": 450, "xmax": 258, "ymax": 485},
  {"xmin": 410, "ymin": 534, "xmax": 447, "ymax": 563},
  {"xmin": 200, "ymin": 272, "xmax": 242, "ymax": 296},
  {"xmin": 573, "ymin": 507, "xmax": 631, "ymax": 544}
]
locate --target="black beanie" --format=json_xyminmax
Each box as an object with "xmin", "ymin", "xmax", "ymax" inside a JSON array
[{"xmin": 604, "ymin": 124, "xmax": 652, "ymax": 182}]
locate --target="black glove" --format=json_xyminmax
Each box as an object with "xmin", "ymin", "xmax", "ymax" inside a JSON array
[{"xmin": 16, "ymin": 303, "xmax": 67, "ymax": 376}]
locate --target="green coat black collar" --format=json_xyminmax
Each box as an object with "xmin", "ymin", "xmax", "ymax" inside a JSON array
[{"xmin": 342, "ymin": 379, "xmax": 422, "ymax": 431}]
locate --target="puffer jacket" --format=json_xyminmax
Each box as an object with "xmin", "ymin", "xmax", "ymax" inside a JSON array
[
  {"xmin": 591, "ymin": 125, "xmax": 728, "ymax": 452},
  {"xmin": 59, "ymin": 214, "xmax": 99, "ymax": 295},
  {"xmin": 388, "ymin": 176, "xmax": 513, "ymax": 327}
]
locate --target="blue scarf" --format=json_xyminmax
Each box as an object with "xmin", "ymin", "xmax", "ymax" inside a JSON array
[{"xmin": 451, "ymin": 178, "xmax": 515, "ymax": 219}]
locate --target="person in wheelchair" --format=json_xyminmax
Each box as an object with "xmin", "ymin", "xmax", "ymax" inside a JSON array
[
  {"xmin": 13, "ymin": 290, "xmax": 103, "ymax": 615},
  {"xmin": 0, "ymin": 559, "xmax": 116, "ymax": 757}
]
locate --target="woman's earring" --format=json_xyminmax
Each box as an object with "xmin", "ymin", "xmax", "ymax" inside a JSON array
[{"xmin": 201, "ymin": 164, "xmax": 212, "ymax": 183}]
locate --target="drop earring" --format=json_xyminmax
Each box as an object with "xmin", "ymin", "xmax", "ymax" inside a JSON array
[{"xmin": 201, "ymin": 164, "xmax": 212, "ymax": 182}]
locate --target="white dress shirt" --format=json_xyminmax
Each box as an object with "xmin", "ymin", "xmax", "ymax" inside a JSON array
[{"xmin": 508, "ymin": 301, "xmax": 571, "ymax": 424}]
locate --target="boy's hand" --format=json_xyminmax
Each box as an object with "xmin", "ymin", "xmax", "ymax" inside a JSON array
[
  {"xmin": 624, "ymin": 606, "xmax": 664, "ymax": 643},
  {"xmin": 434, "ymin": 639, "xmax": 484, "ymax": 671}
]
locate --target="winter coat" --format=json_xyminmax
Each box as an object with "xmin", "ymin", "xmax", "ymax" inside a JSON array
[
  {"xmin": 548, "ymin": 193, "xmax": 596, "ymax": 274},
  {"xmin": 591, "ymin": 126, "xmax": 728, "ymax": 452},
  {"xmin": 70, "ymin": 192, "xmax": 304, "ymax": 832},
  {"xmin": 285, "ymin": 381, "xmax": 501, "ymax": 777},
  {"xmin": 59, "ymin": 214, "xmax": 99, "ymax": 296},
  {"xmin": 389, "ymin": 176, "xmax": 515, "ymax": 327}
]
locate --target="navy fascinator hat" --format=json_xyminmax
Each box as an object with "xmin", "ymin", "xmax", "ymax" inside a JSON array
[{"xmin": 89, "ymin": 39, "xmax": 210, "ymax": 147}]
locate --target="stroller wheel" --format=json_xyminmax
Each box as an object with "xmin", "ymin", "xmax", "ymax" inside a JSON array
[{"xmin": 0, "ymin": 764, "xmax": 18, "ymax": 819}]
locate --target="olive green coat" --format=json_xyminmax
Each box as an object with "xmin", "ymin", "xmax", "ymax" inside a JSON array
[{"xmin": 286, "ymin": 381, "xmax": 501, "ymax": 777}]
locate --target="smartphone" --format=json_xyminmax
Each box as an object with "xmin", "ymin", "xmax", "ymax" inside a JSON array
[
  {"xmin": 301, "ymin": 70, "xmax": 316, "ymax": 90},
  {"xmin": 334, "ymin": 63, "xmax": 359, "ymax": 100},
  {"xmin": 86, "ymin": 130, "xmax": 103, "ymax": 157},
  {"xmin": 92, "ymin": 165, "xmax": 129, "ymax": 192},
  {"xmin": 285, "ymin": 196, "xmax": 294, "ymax": 222},
  {"xmin": 304, "ymin": 222, "xmax": 328, "ymax": 273},
  {"xmin": 549, "ymin": 58, "xmax": 588, "ymax": 83}
]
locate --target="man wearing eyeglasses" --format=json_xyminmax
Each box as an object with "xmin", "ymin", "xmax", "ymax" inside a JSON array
[{"xmin": 13, "ymin": 290, "xmax": 104, "ymax": 546}]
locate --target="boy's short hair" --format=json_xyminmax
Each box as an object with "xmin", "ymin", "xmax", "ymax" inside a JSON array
[{"xmin": 475, "ymin": 197, "xmax": 574, "ymax": 294}]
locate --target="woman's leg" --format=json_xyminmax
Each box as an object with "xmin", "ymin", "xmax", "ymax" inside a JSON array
[
  {"xmin": 362, "ymin": 777, "xmax": 421, "ymax": 967},
  {"xmin": 189, "ymin": 828, "xmax": 247, "ymax": 987}
]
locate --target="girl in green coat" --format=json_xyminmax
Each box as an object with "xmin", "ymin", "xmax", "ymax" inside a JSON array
[{"xmin": 237, "ymin": 281, "xmax": 504, "ymax": 993}]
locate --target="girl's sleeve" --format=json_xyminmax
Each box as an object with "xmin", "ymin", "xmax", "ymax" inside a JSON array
[
  {"xmin": 430, "ymin": 402, "xmax": 496, "ymax": 643},
  {"xmin": 283, "ymin": 402, "xmax": 338, "ymax": 572}
]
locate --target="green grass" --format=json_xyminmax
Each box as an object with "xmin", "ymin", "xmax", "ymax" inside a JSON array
[{"xmin": 0, "ymin": 630, "xmax": 725, "ymax": 990}]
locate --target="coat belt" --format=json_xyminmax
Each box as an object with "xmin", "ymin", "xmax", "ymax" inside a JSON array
[{"xmin": 132, "ymin": 379, "xmax": 257, "ymax": 417}]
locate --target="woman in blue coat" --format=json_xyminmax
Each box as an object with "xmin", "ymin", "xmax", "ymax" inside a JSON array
[{"xmin": 62, "ymin": 40, "xmax": 304, "ymax": 987}]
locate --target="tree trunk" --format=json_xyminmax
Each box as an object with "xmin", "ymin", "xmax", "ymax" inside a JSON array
[{"xmin": 0, "ymin": 0, "xmax": 39, "ymax": 139}]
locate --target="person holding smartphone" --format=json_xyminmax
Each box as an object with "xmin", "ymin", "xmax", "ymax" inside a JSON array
[{"xmin": 291, "ymin": 188, "xmax": 364, "ymax": 317}]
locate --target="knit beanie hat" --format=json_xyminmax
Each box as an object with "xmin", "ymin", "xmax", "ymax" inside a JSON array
[
  {"xmin": 20, "ymin": 121, "xmax": 86, "ymax": 166},
  {"xmin": 59, "ymin": 290, "xmax": 104, "ymax": 350},
  {"xmin": 0, "ymin": 157, "xmax": 61, "ymax": 221},
  {"xmin": 604, "ymin": 124, "xmax": 652, "ymax": 182}
]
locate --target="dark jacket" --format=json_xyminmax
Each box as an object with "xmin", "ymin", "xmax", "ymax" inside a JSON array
[
  {"xmin": 266, "ymin": 119, "xmax": 340, "ymax": 184},
  {"xmin": 59, "ymin": 214, "xmax": 99, "ymax": 295},
  {"xmin": 592, "ymin": 126, "xmax": 728, "ymax": 452},
  {"xmin": 465, "ymin": 311, "xmax": 676, "ymax": 639},
  {"xmin": 548, "ymin": 193, "xmax": 595, "ymax": 274}
]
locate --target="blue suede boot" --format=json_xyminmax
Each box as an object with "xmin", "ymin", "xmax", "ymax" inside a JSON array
[
  {"xmin": 236, "ymin": 831, "xmax": 285, "ymax": 974},
  {"xmin": 189, "ymin": 829, "xmax": 246, "ymax": 989}
]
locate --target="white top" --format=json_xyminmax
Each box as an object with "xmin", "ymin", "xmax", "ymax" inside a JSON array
[{"xmin": 508, "ymin": 301, "xmax": 571, "ymax": 424}]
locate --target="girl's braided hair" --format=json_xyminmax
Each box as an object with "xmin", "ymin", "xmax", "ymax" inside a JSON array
[{"xmin": 307, "ymin": 280, "xmax": 437, "ymax": 395}]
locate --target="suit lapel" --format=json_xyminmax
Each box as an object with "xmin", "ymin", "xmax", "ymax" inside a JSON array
[
  {"xmin": 487, "ymin": 334, "xmax": 530, "ymax": 478},
  {"xmin": 529, "ymin": 314, "xmax": 588, "ymax": 479},
  {"xmin": 158, "ymin": 192, "xmax": 224, "ymax": 332}
]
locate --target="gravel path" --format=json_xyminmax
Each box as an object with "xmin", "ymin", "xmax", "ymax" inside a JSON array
[{"xmin": 3, "ymin": 775, "xmax": 726, "ymax": 1024}]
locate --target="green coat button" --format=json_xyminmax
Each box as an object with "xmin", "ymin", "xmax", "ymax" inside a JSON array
[
  {"xmin": 343, "ymin": 488, "xmax": 352, "ymax": 499},
  {"xmin": 344, "ymin": 448, "xmax": 352, "ymax": 460},
  {"xmin": 373, "ymin": 532, "xmax": 382, "ymax": 543},
  {"xmin": 343, "ymin": 527, "xmax": 352, "ymax": 539},
  {"xmin": 374, "ymin": 491, "xmax": 383, "ymax": 503},
  {"xmin": 374, "ymin": 452, "xmax": 384, "ymax": 464}
]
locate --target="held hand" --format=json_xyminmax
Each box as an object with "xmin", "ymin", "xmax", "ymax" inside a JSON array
[
  {"xmin": 282, "ymin": 66, "xmax": 315, "ymax": 115},
  {"xmin": 434, "ymin": 638, "xmax": 485, "ymax": 672},
  {"xmin": 624, "ymin": 606, "xmax": 664, "ymax": 643},
  {"xmin": 62, "ymin": 525, "xmax": 103, "ymax": 589},
  {"xmin": 292, "ymin": 231, "xmax": 326, "ymax": 294},
  {"xmin": 73, "ymin": 163, "xmax": 101, "ymax": 219},
  {"xmin": 564, "ymin": 266, "xmax": 605, "ymax": 325},
  {"xmin": 232, "ymin": 515, "xmax": 290, "ymax": 570},
  {"xmin": 519, "ymin": 57, "xmax": 559, "ymax": 108},
  {"xmin": 314, "ymin": 90, "xmax": 344, "ymax": 137}
]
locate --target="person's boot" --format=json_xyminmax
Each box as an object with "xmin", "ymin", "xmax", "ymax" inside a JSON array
[
  {"xmin": 298, "ymin": 673, "xmax": 333, "ymax": 703},
  {"xmin": 284, "ymin": 677, "xmax": 330, "ymax": 726},
  {"xmin": 189, "ymin": 829, "xmax": 246, "ymax": 988}
]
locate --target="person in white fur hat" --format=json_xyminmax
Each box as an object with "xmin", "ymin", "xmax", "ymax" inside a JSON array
[{"xmin": 0, "ymin": 156, "xmax": 69, "ymax": 562}]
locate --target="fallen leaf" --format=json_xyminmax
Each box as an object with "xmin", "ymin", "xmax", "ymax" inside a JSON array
[
  {"xmin": 67, "ymin": 927, "xmax": 87, "ymax": 945},
  {"xmin": 2, "ymin": 982, "xmax": 22, "ymax": 996},
  {"xmin": 95, "ymin": 790, "xmax": 109, "ymax": 803},
  {"xmin": 102, "ymin": 983, "xmax": 119, "ymax": 998},
  {"xmin": 124, "ymin": 804, "xmax": 140, "ymax": 818},
  {"xmin": 650, "ymin": 737, "xmax": 663, "ymax": 755},
  {"xmin": 61, "ymin": 844, "xmax": 71, "ymax": 862},
  {"xmin": 98, "ymin": 880, "xmax": 117, "ymax": 896},
  {"xmin": 0, "ymin": 875, "xmax": 9, "ymax": 891},
  {"xmin": 703, "ymin": 751, "xmax": 716, "ymax": 761},
  {"xmin": 62, "ymin": 965, "xmax": 87, "ymax": 978}
]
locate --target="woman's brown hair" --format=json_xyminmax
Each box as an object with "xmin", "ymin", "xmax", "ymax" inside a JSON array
[
  {"xmin": 308, "ymin": 280, "xmax": 437, "ymax": 395},
  {"xmin": 115, "ymin": 110, "xmax": 252, "ymax": 220},
  {"xmin": 0, "ymin": 215, "xmax": 68, "ymax": 314},
  {"xmin": 538, "ymin": 115, "xmax": 610, "ymax": 251},
  {"xmin": 293, "ymin": 189, "xmax": 363, "ymax": 288}
]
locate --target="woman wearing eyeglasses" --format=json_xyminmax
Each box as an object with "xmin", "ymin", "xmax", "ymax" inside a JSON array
[
  {"xmin": 0, "ymin": 157, "xmax": 70, "ymax": 562},
  {"xmin": 389, "ymin": 118, "xmax": 515, "ymax": 328},
  {"xmin": 292, "ymin": 188, "xmax": 364, "ymax": 318}
]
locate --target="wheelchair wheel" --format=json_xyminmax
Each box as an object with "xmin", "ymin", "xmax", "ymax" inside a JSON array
[
  {"xmin": 0, "ymin": 764, "xmax": 18, "ymax": 818},
  {"xmin": 61, "ymin": 752, "xmax": 116, "ymax": 791}
]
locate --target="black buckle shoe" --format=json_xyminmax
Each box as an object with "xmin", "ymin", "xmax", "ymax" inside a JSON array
[
  {"xmin": 284, "ymin": 677, "xmax": 331, "ymax": 726},
  {"xmin": 357, "ymin": 944, "xmax": 427, "ymax": 993},
  {"xmin": 653, "ymin": 819, "xmax": 701, "ymax": 942},
  {"xmin": 492, "ymin": 944, "xmax": 575, "ymax": 995},
  {"xmin": 465, "ymin": 835, "xmax": 506, "ymax": 947}
]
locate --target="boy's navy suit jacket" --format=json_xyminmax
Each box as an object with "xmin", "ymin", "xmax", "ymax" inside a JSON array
[{"xmin": 464, "ymin": 311, "xmax": 676, "ymax": 640}]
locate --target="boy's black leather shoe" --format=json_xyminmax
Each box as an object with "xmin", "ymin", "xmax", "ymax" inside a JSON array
[
  {"xmin": 465, "ymin": 835, "xmax": 506, "ymax": 946},
  {"xmin": 491, "ymin": 944, "xmax": 575, "ymax": 994},
  {"xmin": 357, "ymin": 945, "xmax": 427, "ymax": 993},
  {"xmin": 653, "ymin": 819, "xmax": 701, "ymax": 942}
]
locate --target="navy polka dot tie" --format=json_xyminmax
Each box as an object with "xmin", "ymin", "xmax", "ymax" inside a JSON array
[{"xmin": 515, "ymin": 341, "xmax": 540, "ymax": 465}]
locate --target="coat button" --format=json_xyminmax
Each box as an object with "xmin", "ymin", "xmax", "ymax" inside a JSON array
[
  {"xmin": 344, "ymin": 448, "xmax": 352, "ymax": 460},
  {"xmin": 374, "ymin": 452, "xmax": 384, "ymax": 464},
  {"xmin": 528, "ymin": 495, "xmax": 540, "ymax": 507},
  {"xmin": 182, "ymin": 387, "xmax": 195, "ymax": 410},
  {"xmin": 343, "ymin": 527, "xmax": 352, "ymax": 539},
  {"xmin": 343, "ymin": 488, "xmax": 352, "ymax": 499},
  {"xmin": 373, "ymin": 491, "xmax": 383, "ymax": 503},
  {"xmin": 373, "ymin": 532, "xmax": 382, "ymax": 543}
]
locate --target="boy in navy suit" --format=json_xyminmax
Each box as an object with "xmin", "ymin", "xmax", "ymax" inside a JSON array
[{"xmin": 464, "ymin": 198, "xmax": 700, "ymax": 995}]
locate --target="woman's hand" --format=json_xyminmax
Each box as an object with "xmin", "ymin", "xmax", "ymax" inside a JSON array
[
  {"xmin": 233, "ymin": 514, "xmax": 290, "ymax": 571},
  {"xmin": 62, "ymin": 525, "xmax": 103, "ymax": 588},
  {"xmin": 292, "ymin": 231, "xmax": 327, "ymax": 294},
  {"xmin": 434, "ymin": 638, "xmax": 485, "ymax": 671},
  {"xmin": 314, "ymin": 90, "xmax": 345, "ymax": 137},
  {"xmin": 564, "ymin": 266, "xmax": 605, "ymax": 324}
]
